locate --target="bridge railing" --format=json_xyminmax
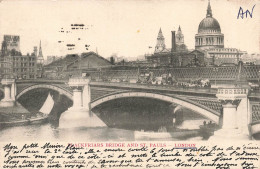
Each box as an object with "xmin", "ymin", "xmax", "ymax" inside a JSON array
[
  {"xmin": 16, "ymin": 79, "xmax": 67, "ymax": 84},
  {"xmin": 251, "ymin": 104, "xmax": 260, "ymax": 123},
  {"xmin": 90, "ymin": 81, "xmax": 218, "ymax": 94},
  {"xmin": 85, "ymin": 65, "xmax": 260, "ymax": 82}
]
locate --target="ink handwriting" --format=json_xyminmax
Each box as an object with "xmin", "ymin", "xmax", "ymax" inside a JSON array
[
  {"xmin": 1, "ymin": 142, "xmax": 259, "ymax": 168},
  {"xmin": 237, "ymin": 4, "xmax": 256, "ymax": 19}
]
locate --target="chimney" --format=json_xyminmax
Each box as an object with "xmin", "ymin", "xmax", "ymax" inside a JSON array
[
  {"xmin": 171, "ymin": 31, "xmax": 176, "ymax": 52},
  {"xmin": 33, "ymin": 46, "xmax": 38, "ymax": 57}
]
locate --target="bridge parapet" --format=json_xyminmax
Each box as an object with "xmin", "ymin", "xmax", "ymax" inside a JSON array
[
  {"xmin": 86, "ymin": 65, "xmax": 260, "ymax": 82},
  {"xmin": 16, "ymin": 79, "xmax": 66, "ymax": 84},
  {"xmin": 68, "ymin": 77, "xmax": 90, "ymax": 87},
  {"xmin": 217, "ymin": 87, "xmax": 249, "ymax": 100},
  {"xmin": 1, "ymin": 78, "xmax": 15, "ymax": 85}
]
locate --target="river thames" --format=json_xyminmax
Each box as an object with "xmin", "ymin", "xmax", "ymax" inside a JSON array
[
  {"xmin": 0, "ymin": 119, "xmax": 205, "ymax": 142},
  {"xmin": 0, "ymin": 90, "xmax": 210, "ymax": 141}
]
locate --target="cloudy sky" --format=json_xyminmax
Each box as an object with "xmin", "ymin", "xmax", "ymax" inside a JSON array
[{"xmin": 0, "ymin": 0, "xmax": 259, "ymax": 59}]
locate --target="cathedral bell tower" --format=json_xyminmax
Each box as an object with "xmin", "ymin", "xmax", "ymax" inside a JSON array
[
  {"xmin": 154, "ymin": 28, "xmax": 166, "ymax": 53},
  {"xmin": 176, "ymin": 26, "xmax": 184, "ymax": 45}
]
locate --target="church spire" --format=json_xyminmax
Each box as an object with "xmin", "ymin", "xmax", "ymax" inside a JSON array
[
  {"xmin": 37, "ymin": 40, "xmax": 44, "ymax": 64},
  {"xmin": 178, "ymin": 25, "xmax": 181, "ymax": 32},
  {"xmin": 154, "ymin": 28, "xmax": 166, "ymax": 53},
  {"xmin": 206, "ymin": 0, "xmax": 212, "ymax": 17},
  {"xmin": 177, "ymin": 25, "xmax": 182, "ymax": 35},
  {"xmin": 157, "ymin": 28, "xmax": 164, "ymax": 39}
]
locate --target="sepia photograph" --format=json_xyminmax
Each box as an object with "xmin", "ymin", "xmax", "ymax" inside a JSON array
[
  {"xmin": 0, "ymin": 0, "xmax": 259, "ymax": 168},
  {"xmin": 0, "ymin": 0, "xmax": 259, "ymax": 143}
]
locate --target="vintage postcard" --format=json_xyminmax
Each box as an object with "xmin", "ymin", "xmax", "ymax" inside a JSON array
[{"xmin": 0, "ymin": 0, "xmax": 259, "ymax": 168}]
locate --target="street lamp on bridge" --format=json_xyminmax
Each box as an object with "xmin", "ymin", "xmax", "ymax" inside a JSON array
[{"xmin": 213, "ymin": 67, "xmax": 219, "ymax": 87}]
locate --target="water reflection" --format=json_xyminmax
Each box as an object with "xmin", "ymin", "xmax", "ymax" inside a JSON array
[
  {"xmin": 0, "ymin": 119, "xmax": 208, "ymax": 142},
  {"xmin": 0, "ymin": 91, "xmax": 208, "ymax": 141}
]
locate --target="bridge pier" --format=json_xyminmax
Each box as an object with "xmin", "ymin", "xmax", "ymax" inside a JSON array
[
  {"xmin": 222, "ymin": 101, "xmax": 238, "ymax": 130},
  {"xmin": 82, "ymin": 81, "xmax": 91, "ymax": 115},
  {"xmin": 0, "ymin": 79, "xmax": 16, "ymax": 107},
  {"xmin": 59, "ymin": 77, "xmax": 106, "ymax": 128},
  {"xmin": 237, "ymin": 98, "xmax": 251, "ymax": 136},
  {"xmin": 71, "ymin": 88, "xmax": 83, "ymax": 109},
  {"xmin": 210, "ymin": 87, "xmax": 251, "ymax": 140}
]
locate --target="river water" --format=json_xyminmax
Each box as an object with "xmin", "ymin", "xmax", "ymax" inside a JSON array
[
  {"xmin": 0, "ymin": 89, "xmax": 209, "ymax": 142},
  {"xmin": 0, "ymin": 119, "xmax": 206, "ymax": 142}
]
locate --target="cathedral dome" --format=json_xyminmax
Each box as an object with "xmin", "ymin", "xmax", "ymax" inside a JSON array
[
  {"xmin": 197, "ymin": 0, "xmax": 221, "ymax": 33},
  {"xmin": 195, "ymin": 1, "xmax": 224, "ymax": 50},
  {"xmin": 198, "ymin": 17, "xmax": 221, "ymax": 33}
]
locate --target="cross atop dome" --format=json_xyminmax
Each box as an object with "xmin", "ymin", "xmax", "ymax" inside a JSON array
[{"xmin": 206, "ymin": 0, "xmax": 212, "ymax": 17}]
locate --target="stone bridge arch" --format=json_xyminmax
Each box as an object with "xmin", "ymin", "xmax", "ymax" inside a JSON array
[
  {"xmin": 16, "ymin": 84, "xmax": 73, "ymax": 100},
  {"xmin": 0, "ymin": 88, "xmax": 4, "ymax": 98},
  {"xmin": 90, "ymin": 91, "xmax": 220, "ymax": 123}
]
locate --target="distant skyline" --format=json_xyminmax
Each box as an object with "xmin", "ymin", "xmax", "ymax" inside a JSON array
[{"xmin": 0, "ymin": 0, "xmax": 259, "ymax": 59}]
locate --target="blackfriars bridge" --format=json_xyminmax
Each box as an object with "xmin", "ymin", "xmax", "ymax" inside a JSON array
[{"xmin": 0, "ymin": 75, "xmax": 259, "ymax": 140}]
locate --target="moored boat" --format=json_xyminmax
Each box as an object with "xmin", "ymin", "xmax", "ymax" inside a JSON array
[
  {"xmin": 199, "ymin": 122, "xmax": 219, "ymax": 138},
  {"xmin": 0, "ymin": 119, "xmax": 30, "ymax": 127},
  {"xmin": 28, "ymin": 114, "xmax": 49, "ymax": 124},
  {"xmin": 29, "ymin": 93, "xmax": 55, "ymax": 124},
  {"xmin": 0, "ymin": 93, "xmax": 54, "ymax": 128}
]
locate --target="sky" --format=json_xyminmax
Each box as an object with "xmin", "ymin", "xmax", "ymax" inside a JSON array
[{"xmin": 0, "ymin": 0, "xmax": 259, "ymax": 60}]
